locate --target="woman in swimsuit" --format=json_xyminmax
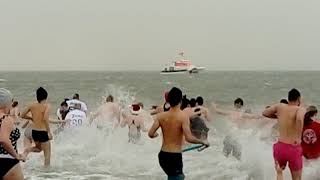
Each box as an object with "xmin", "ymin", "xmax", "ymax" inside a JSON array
[{"xmin": 0, "ymin": 88, "xmax": 24, "ymax": 180}]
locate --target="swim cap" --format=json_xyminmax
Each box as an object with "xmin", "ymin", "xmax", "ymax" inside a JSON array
[
  {"xmin": 0, "ymin": 88, "xmax": 13, "ymax": 108},
  {"xmin": 130, "ymin": 104, "xmax": 141, "ymax": 115}
]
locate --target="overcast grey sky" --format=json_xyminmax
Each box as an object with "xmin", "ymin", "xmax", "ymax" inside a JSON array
[{"xmin": 0, "ymin": 0, "xmax": 320, "ymax": 71}]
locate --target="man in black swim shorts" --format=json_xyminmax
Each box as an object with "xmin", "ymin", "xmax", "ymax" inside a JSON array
[
  {"xmin": 21, "ymin": 87, "xmax": 52, "ymax": 166},
  {"xmin": 148, "ymin": 87, "xmax": 209, "ymax": 180}
]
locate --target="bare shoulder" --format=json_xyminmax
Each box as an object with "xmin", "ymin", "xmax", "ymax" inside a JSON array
[
  {"xmin": 178, "ymin": 111, "xmax": 188, "ymax": 122},
  {"xmin": 297, "ymin": 106, "xmax": 306, "ymax": 114},
  {"xmin": 45, "ymin": 103, "xmax": 51, "ymax": 110},
  {"xmin": 156, "ymin": 111, "xmax": 166, "ymax": 121}
]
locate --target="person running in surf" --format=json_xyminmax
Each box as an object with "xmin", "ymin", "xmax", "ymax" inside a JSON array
[
  {"xmin": 67, "ymin": 93, "xmax": 88, "ymax": 115},
  {"xmin": 263, "ymin": 88, "xmax": 306, "ymax": 180},
  {"xmin": 90, "ymin": 95, "xmax": 121, "ymax": 129},
  {"xmin": 0, "ymin": 88, "xmax": 24, "ymax": 180},
  {"xmin": 65, "ymin": 103, "xmax": 87, "ymax": 128},
  {"xmin": 211, "ymin": 98, "xmax": 250, "ymax": 160},
  {"xmin": 148, "ymin": 87, "xmax": 209, "ymax": 180},
  {"xmin": 121, "ymin": 104, "xmax": 148, "ymax": 144},
  {"xmin": 301, "ymin": 106, "xmax": 320, "ymax": 159},
  {"xmin": 20, "ymin": 87, "xmax": 52, "ymax": 167}
]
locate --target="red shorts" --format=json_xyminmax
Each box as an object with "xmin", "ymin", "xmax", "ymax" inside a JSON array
[{"xmin": 273, "ymin": 141, "xmax": 303, "ymax": 171}]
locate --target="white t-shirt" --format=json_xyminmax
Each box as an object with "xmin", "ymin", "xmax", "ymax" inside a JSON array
[
  {"xmin": 67, "ymin": 99, "xmax": 88, "ymax": 112},
  {"xmin": 65, "ymin": 109, "xmax": 87, "ymax": 127}
]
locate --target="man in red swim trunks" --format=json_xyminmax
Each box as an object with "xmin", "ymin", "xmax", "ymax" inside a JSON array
[{"xmin": 263, "ymin": 89, "xmax": 306, "ymax": 180}]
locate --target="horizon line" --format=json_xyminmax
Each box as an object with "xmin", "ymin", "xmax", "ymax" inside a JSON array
[{"xmin": 1, "ymin": 69, "xmax": 320, "ymax": 72}]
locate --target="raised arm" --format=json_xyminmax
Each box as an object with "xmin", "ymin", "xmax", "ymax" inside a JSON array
[
  {"xmin": 182, "ymin": 114, "xmax": 208, "ymax": 145},
  {"xmin": 211, "ymin": 103, "xmax": 231, "ymax": 116},
  {"xmin": 262, "ymin": 104, "xmax": 278, "ymax": 119},
  {"xmin": 148, "ymin": 116, "xmax": 160, "ymax": 138}
]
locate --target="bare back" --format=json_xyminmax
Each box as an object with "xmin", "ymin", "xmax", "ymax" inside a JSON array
[
  {"xmin": 29, "ymin": 102, "xmax": 48, "ymax": 131},
  {"xmin": 158, "ymin": 110, "xmax": 185, "ymax": 153},
  {"xmin": 277, "ymin": 104, "xmax": 304, "ymax": 144}
]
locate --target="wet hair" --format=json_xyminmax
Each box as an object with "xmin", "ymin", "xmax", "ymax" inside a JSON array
[
  {"xmin": 288, "ymin": 89, "xmax": 300, "ymax": 102},
  {"xmin": 60, "ymin": 101, "xmax": 68, "ymax": 107},
  {"xmin": 280, "ymin": 99, "xmax": 288, "ymax": 104},
  {"xmin": 234, "ymin": 98, "xmax": 244, "ymax": 107},
  {"xmin": 180, "ymin": 95, "xmax": 189, "ymax": 110},
  {"xmin": 12, "ymin": 101, "xmax": 18, "ymax": 108},
  {"xmin": 190, "ymin": 98, "xmax": 197, "ymax": 108},
  {"xmin": 106, "ymin": 95, "xmax": 114, "ymax": 102},
  {"xmin": 304, "ymin": 106, "xmax": 318, "ymax": 126},
  {"xmin": 73, "ymin": 93, "xmax": 80, "ymax": 100},
  {"xmin": 36, "ymin": 87, "xmax": 48, "ymax": 103},
  {"xmin": 196, "ymin": 96, "xmax": 204, "ymax": 106},
  {"xmin": 167, "ymin": 87, "xmax": 182, "ymax": 107}
]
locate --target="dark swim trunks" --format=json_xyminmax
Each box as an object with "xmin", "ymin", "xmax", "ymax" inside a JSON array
[
  {"xmin": 0, "ymin": 158, "xmax": 19, "ymax": 178},
  {"xmin": 32, "ymin": 130, "xmax": 49, "ymax": 143},
  {"xmin": 158, "ymin": 151, "xmax": 185, "ymax": 180}
]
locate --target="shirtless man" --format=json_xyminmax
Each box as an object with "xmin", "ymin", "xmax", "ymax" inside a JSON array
[
  {"xmin": 121, "ymin": 104, "xmax": 148, "ymax": 143},
  {"xmin": 20, "ymin": 87, "xmax": 52, "ymax": 166},
  {"xmin": 90, "ymin": 95, "xmax": 121, "ymax": 128},
  {"xmin": 211, "ymin": 98, "xmax": 250, "ymax": 160},
  {"xmin": 148, "ymin": 87, "xmax": 209, "ymax": 180},
  {"xmin": 263, "ymin": 88, "xmax": 305, "ymax": 180}
]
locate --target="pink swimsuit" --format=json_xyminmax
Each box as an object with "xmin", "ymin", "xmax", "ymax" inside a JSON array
[{"xmin": 273, "ymin": 141, "xmax": 303, "ymax": 171}]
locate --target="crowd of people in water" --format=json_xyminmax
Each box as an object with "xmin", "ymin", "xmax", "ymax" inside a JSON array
[{"xmin": 0, "ymin": 86, "xmax": 320, "ymax": 180}]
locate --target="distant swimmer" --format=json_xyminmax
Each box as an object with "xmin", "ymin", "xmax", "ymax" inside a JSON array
[
  {"xmin": 121, "ymin": 104, "xmax": 148, "ymax": 144},
  {"xmin": 263, "ymin": 88, "xmax": 306, "ymax": 180},
  {"xmin": 148, "ymin": 87, "xmax": 209, "ymax": 180},
  {"xmin": 301, "ymin": 106, "xmax": 320, "ymax": 159},
  {"xmin": 65, "ymin": 103, "xmax": 87, "ymax": 128},
  {"xmin": 90, "ymin": 95, "xmax": 121, "ymax": 129},
  {"xmin": 20, "ymin": 87, "xmax": 52, "ymax": 167},
  {"xmin": 0, "ymin": 88, "xmax": 24, "ymax": 180},
  {"xmin": 67, "ymin": 93, "xmax": 88, "ymax": 114}
]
